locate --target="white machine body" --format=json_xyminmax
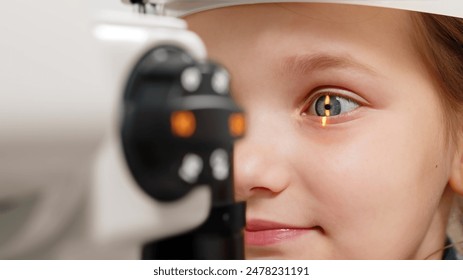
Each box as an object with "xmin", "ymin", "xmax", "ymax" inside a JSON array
[
  {"xmin": 163, "ymin": 0, "xmax": 463, "ymax": 17},
  {"xmin": 0, "ymin": 1, "xmax": 210, "ymax": 259}
]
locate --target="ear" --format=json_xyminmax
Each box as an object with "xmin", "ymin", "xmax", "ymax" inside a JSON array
[{"xmin": 449, "ymin": 145, "xmax": 463, "ymax": 196}]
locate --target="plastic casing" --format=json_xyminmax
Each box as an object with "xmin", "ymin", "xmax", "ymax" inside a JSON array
[
  {"xmin": 0, "ymin": 1, "xmax": 210, "ymax": 258},
  {"xmin": 162, "ymin": 0, "xmax": 463, "ymax": 18}
]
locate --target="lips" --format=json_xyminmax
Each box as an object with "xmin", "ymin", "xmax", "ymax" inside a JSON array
[{"xmin": 245, "ymin": 219, "xmax": 320, "ymax": 246}]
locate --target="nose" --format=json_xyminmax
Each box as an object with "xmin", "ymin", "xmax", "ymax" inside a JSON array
[{"xmin": 233, "ymin": 112, "xmax": 292, "ymax": 201}]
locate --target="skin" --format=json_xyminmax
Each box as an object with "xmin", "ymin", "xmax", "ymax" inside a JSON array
[{"xmin": 185, "ymin": 3, "xmax": 463, "ymax": 259}]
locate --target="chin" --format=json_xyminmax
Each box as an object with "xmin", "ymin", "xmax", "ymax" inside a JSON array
[{"xmin": 245, "ymin": 246, "xmax": 311, "ymax": 260}]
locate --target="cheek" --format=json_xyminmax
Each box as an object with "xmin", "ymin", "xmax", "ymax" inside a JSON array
[{"xmin": 295, "ymin": 98, "xmax": 451, "ymax": 254}]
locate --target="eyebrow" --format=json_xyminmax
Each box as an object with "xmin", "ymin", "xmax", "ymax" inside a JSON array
[{"xmin": 280, "ymin": 53, "xmax": 378, "ymax": 76}]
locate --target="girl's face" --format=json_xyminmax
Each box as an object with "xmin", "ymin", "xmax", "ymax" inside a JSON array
[{"xmin": 186, "ymin": 3, "xmax": 459, "ymax": 259}]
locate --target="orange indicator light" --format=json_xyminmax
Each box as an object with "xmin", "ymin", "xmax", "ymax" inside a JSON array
[
  {"xmin": 229, "ymin": 113, "xmax": 245, "ymax": 137},
  {"xmin": 171, "ymin": 111, "xmax": 196, "ymax": 137}
]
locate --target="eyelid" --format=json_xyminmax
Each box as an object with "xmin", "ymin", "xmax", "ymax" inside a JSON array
[
  {"xmin": 300, "ymin": 87, "xmax": 366, "ymax": 114},
  {"xmin": 310, "ymin": 87, "xmax": 367, "ymax": 104}
]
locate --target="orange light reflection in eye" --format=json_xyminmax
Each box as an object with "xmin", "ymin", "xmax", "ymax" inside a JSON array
[
  {"xmin": 171, "ymin": 111, "xmax": 196, "ymax": 137},
  {"xmin": 322, "ymin": 95, "xmax": 331, "ymax": 127},
  {"xmin": 321, "ymin": 116, "xmax": 327, "ymax": 127}
]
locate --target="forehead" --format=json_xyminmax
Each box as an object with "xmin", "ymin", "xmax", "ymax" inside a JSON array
[
  {"xmin": 185, "ymin": 3, "xmax": 417, "ymax": 66},
  {"xmin": 186, "ymin": 3, "xmax": 424, "ymax": 91}
]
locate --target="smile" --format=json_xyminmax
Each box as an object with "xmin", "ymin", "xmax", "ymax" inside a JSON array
[{"xmin": 245, "ymin": 219, "xmax": 321, "ymax": 246}]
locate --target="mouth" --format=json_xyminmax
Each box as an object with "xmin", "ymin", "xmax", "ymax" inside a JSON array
[{"xmin": 245, "ymin": 219, "xmax": 322, "ymax": 246}]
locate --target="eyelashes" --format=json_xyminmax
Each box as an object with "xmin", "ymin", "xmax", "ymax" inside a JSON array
[{"xmin": 301, "ymin": 87, "xmax": 361, "ymax": 118}]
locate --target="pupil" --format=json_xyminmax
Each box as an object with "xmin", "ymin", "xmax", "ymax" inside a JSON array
[{"xmin": 315, "ymin": 95, "xmax": 342, "ymax": 116}]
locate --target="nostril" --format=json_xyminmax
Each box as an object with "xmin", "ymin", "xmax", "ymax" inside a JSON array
[
  {"xmin": 249, "ymin": 186, "xmax": 286, "ymax": 197},
  {"xmin": 250, "ymin": 186, "xmax": 269, "ymax": 191},
  {"xmin": 250, "ymin": 186, "xmax": 274, "ymax": 193}
]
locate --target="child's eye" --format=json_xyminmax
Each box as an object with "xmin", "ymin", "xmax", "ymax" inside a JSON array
[{"xmin": 304, "ymin": 89, "xmax": 360, "ymax": 117}]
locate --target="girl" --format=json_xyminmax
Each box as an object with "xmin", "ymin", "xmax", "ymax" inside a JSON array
[{"xmin": 184, "ymin": 2, "xmax": 463, "ymax": 259}]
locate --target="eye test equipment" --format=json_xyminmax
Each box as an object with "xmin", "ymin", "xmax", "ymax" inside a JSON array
[
  {"xmin": 0, "ymin": 0, "xmax": 245, "ymax": 259},
  {"xmin": 0, "ymin": 0, "xmax": 461, "ymax": 259}
]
